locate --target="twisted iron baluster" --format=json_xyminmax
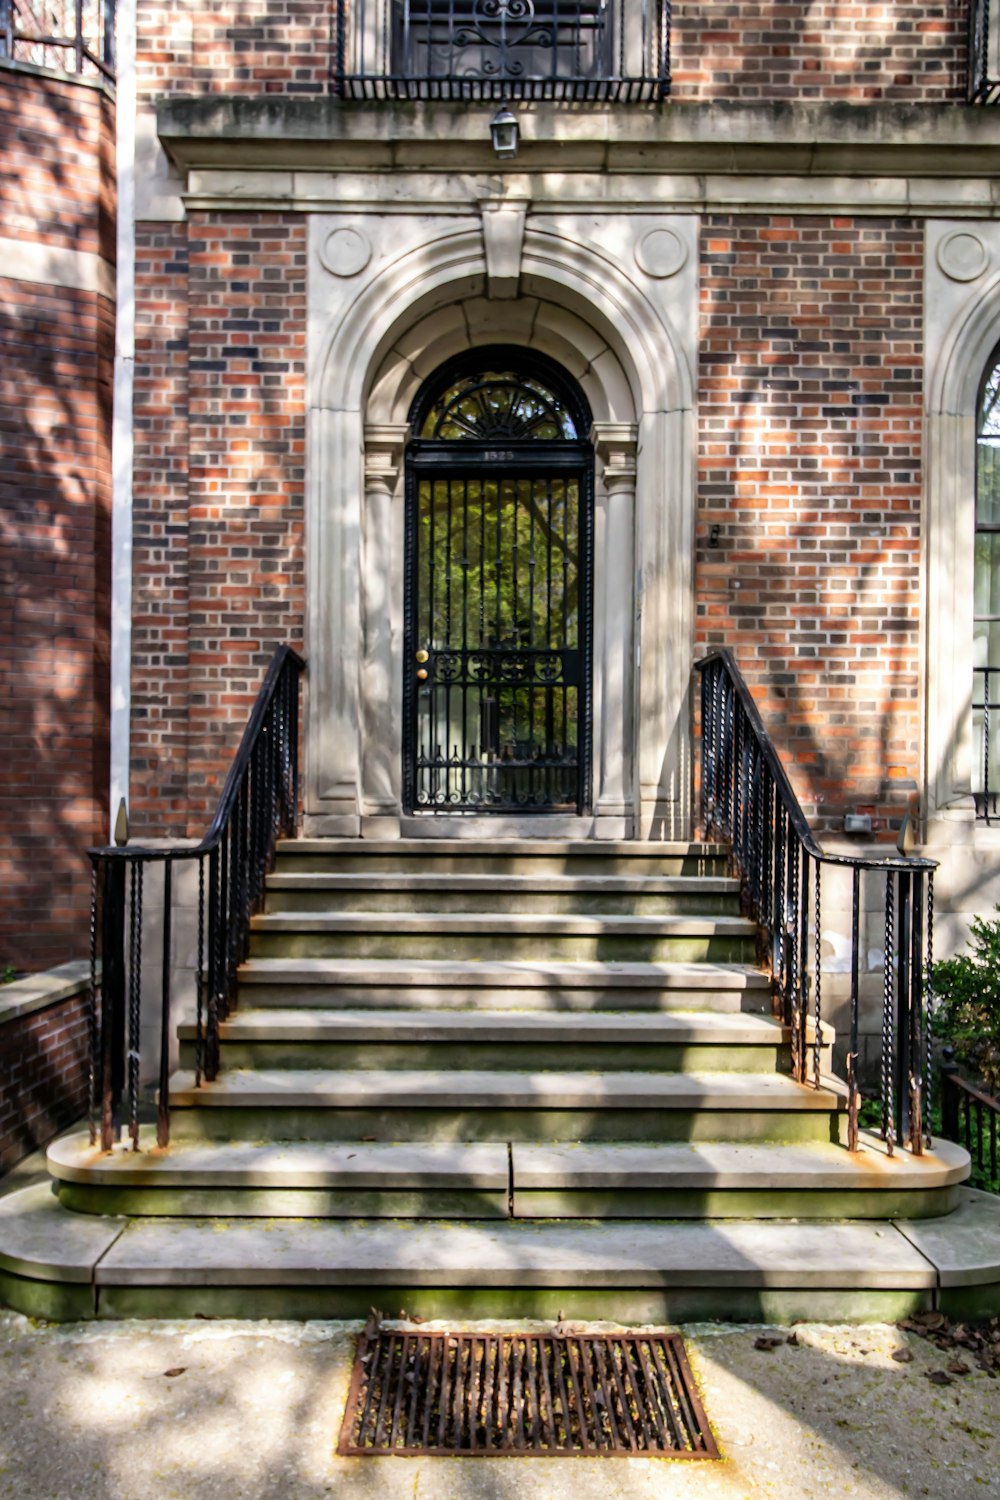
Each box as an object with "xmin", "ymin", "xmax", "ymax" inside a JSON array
[
  {"xmin": 813, "ymin": 859, "xmax": 822, "ymax": 1090},
  {"xmin": 733, "ymin": 699, "xmax": 743, "ymax": 870},
  {"xmin": 790, "ymin": 840, "xmax": 803, "ymax": 1083},
  {"xmin": 909, "ymin": 873, "xmax": 924, "ymax": 1156},
  {"xmin": 207, "ymin": 846, "xmax": 220, "ymax": 1082},
  {"xmin": 881, "ymin": 872, "xmax": 895, "ymax": 1157},
  {"xmin": 848, "ymin": 865, "xmax": 861, "ymax": 1152},
  {"xmin": 127, "ymin": 862, "xmax": 143, "ymax": 1151},
  {"xmin": 925, "ymin": 871, "xmax": 934, "ymax": 1150},
  {"xmin": 195, "ymin": 855, "xmax": 205, "ymax": 1089},
  {"xmin": 773, "ymin": 801, "xmax": 786, "ymax": 1019},
  {"xmin": 88, "ymin": 860, "xmax": 99, "ymax": 1145}
]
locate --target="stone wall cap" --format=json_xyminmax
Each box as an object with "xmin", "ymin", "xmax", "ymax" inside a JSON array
[{"xmin": 0, "ymin": 959, "xmax": 92, "ymax": 1027}]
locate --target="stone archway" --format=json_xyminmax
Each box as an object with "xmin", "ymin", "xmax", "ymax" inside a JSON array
[
  {"xmin": 925, "ymin": 223, "xmax": 1000, "ymax": 823},
  {"xmin": 305, "ymin": 212, "xmax": 698, "ymax": 838}
]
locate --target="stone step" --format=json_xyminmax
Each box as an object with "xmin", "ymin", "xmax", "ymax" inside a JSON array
[
  {"xmin": 264, "ymin": 872, "xmax": 742, "ymax": 916},
  {"xmin": 178, "ymin": 1006, "xmax": 805, "ymax": 1073},
  {"xmin": 164, "ymin": 1067, "xmax": 844, "ymax": 1143},
  {"xmin": 6, "ymin": 1182, "xmax": 998, "ymax": 1323},
  {"xmin": 8, "ymin": 1180, "xmax": 1000, "ymax": 1321},
  {"xmin": 509, "ymin": 1137, "xmax": 969, "ymax": 1220},
  {"xmin": 48, "ymin": 1135, "xmax": 512, "ymax": 1219},
  {"xmin": 248, "ymin": 911, "xmax": 759, "ymax": 963},
  {"xmin": 46, "ymin": 1130, "xmax": 968, "ymax": 1222},
  {"xmin": 237, "ymin": 957, "xmax": 772, "ymax": 1013},
  {"xmin": 274, "ymin": 838, "xmax": 731, "ymax": 879}
]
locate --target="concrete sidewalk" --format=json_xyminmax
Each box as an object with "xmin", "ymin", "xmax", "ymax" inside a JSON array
[{"xmin": 0, "ymin": 1311, "xmax": 996, "ymax": 1500}]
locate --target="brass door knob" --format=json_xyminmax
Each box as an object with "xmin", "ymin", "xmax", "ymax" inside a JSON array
[
  {"xmin": 416, "ymin": 668, "xmax": 429, "ymax": 681},
  {"xmin": 415, "ymin": 649, "xmax": 429, "ymax": 663}
]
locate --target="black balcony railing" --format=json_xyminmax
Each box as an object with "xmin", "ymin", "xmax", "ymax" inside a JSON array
[
  {"xmin": 1, "ymin": 0, "xmax": 114, "ymax": 78},
  {"xmin": 969, "ymin": 0, "xmax": 1000, "ymax": 101},
  {"xmin": 335, "ymin": 0, "xmax": 671, "ymax": 102}
]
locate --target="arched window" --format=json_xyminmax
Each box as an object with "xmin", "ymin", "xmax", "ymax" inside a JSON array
[
  {"xmin": 974, "ymin": 346, "xmax": 1000, "ymax": 816},
  {"xmin": 411, "ymin": 354, "xmax": 587, "ymax": 442}
]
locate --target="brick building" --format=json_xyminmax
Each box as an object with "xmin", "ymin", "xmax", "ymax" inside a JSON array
[
  {"xmin": 110, "ymin": 0, "xmax": 998, "ymax": 937},
  {"xmin": 0, "ymin": 15, "xmax": 115, "ymax": 975},
  {"xmin": 3, "ymin": 0, "xmax": 1000, "ymax": 1321}
]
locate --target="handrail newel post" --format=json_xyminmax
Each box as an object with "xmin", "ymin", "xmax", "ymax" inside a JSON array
[
  {"xmin": 157, "ymin": 858, "xmax": 173, "ymax": 1148},
  {"xmin": 99, "ymin": 856, "xmax": 126, "ymax": 1152}
]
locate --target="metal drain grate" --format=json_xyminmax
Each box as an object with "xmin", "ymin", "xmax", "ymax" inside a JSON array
[{"xmin": 339, "ymin": 1325, "xmax": 719, "ymax": 1457}]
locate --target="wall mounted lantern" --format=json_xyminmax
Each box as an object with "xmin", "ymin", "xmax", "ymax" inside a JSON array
[{"xmin": 489, "ymin": 103, "xmax": 519, "ymax": 159}]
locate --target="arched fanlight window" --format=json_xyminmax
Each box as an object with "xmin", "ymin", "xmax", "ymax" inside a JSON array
[
  {"xmin": 974, "ymin": 347, "xmax": 1000, "ymax": 812},
  {"xmin": 410, "ymin": 348, "xmax": 589, "ymax": 443}
]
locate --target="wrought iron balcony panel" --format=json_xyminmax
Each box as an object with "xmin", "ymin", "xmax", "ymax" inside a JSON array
[
  {"xmin": 335, "ymin": 0, "xmax": 671, "ymax": 102},
  {"xmin": 969, "ymin": 0, "xmax": 1000, "ymax": 102},
  {"xmin": 1, "ymin": 0, "xmax": 114, "ymax": 77}
]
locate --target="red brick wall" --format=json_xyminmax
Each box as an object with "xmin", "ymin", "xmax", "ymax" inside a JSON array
[
  {"xmin": 0, "ymin": 993, "xmax": 90, "ymax": 1173},
  {"xmin": 133, "ymin": 0, "xmax": 967, "ymax": 101},
  {"xmin": 191, "ymin": 0, "xmax": 331, "ymax": 94},
  {"xmin": 0, "ymin": 68, "xmax": 115, "ymax": 256},
  {"xmin": 671, "ymin": 1, "xmax": 966, "ymax": 103},
  {"xmin": 131, "ymin": 224, "xmax": 191, "ymax": 828},
  {"xmin": 697, "ymin": 215, "xmax": 923, "ymax": 837},
  {"xmin": 130, "ymin": 214, "xmax": 307, "ymax": 836},
  {"xmin": 0, "ymin": 67, "xmax": 115, "ymax": 972}
]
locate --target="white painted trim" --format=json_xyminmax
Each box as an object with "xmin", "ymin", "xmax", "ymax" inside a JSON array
[
  {"xmin": 109, "ymin": 0, "xmax": 136, "ymax": 837},
  {"xmin": 0, "ymin": 235, "xmax": 116, "ymax": 300}
]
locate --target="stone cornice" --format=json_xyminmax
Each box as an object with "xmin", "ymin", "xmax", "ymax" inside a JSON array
[{"xmin": 158, "ymin": 98, "xmax": 1000, "ymax": 178}]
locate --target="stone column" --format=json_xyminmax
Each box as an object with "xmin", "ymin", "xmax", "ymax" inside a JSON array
[
  {"xmin": 360, "ymin": 423, "xmax": 408, "ymax": 828},
  {"xmin": 591, "ymin": 422, "xmax": 638, "ymax": 838}
]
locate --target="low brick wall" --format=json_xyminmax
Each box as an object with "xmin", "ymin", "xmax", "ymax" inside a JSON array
[{"xmin": 0, "ymin": 962, "xmax": 91, "ymax": 1175}]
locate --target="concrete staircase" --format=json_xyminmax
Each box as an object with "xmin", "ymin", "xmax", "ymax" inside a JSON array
[{"xmin": 3, "ymin": 838, "xmax": 998, "ymax": 1324}]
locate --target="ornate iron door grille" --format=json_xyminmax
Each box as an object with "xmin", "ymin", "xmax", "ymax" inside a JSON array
[{"xmin": 403, "ymin": 352, "xmax": 594, "ymax": 815}]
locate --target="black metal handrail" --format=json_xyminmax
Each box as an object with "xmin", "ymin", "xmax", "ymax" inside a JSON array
[
  {"xmin": 1, "ymin": 0, "xmax": 115, "ymax": 79},
  {"xmin": 696, "ymin": 649, "xmax": 938, "ymax": 1156},
  {"xmin": 941, "ymin": 1048, "xmax": 999, "ymax": 1186},
  {"xmin": 334, "ymin": 0, "xmax": 671, "ymax": 102},
  {"xmin": 88, "ymin": 645, "xmax": 304, "ymax": 1151}
]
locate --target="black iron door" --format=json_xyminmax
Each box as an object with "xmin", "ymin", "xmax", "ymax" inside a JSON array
[{"xmin": 402, "ymin": 351, "xmax": 594, "ymax": 815}]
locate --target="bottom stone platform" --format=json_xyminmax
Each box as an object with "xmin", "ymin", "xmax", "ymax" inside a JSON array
[{"xmin": 2, "ymin": 1183, "xmax": 998, "ymax": 1324}]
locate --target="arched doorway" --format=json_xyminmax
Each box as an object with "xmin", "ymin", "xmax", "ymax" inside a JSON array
[{"xmin": 403, "ymin": 347, "xmax": 594, "ymax": 814}]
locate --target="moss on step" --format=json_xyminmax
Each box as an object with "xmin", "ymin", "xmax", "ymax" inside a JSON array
[
  {"xmin": 167, "ymin": 1104, "xmax": 841, "ymax": 1144},
  {"xmin": 93, "ymin": 1283, "xmax": 934, "ymax": 1325},
  {"xmin": 179, "ymin": 1040, "xmax": 789, "ymax": 1074}
]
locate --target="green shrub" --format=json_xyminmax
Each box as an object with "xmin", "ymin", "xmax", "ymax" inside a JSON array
[{"xmin": 931, "ymin": 907, "xmax": 1000, "ymax": 1097}]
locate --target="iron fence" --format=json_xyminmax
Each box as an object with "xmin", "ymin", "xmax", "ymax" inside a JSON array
[
  {"xmin": 973, "ymin": 665, "xmax": 1000, "ymax": 820},
  {"xmin": 88, "ymin": 645, "xmax": 304, "ymax": 1151},
  {"xmin": 1, "ymin": 0, "xmax": 114, "ymax": 78},
  {"xmin": 334, "ymin": 0, "xmax": 671, "ymax": 101},
  {"xmin": 697, "ymin": 649, "xmax": 938, "ymax": 1156},
  {"xmin": 941, "ymin": 1048, "xmax": 999, "ymax": 1187}
]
